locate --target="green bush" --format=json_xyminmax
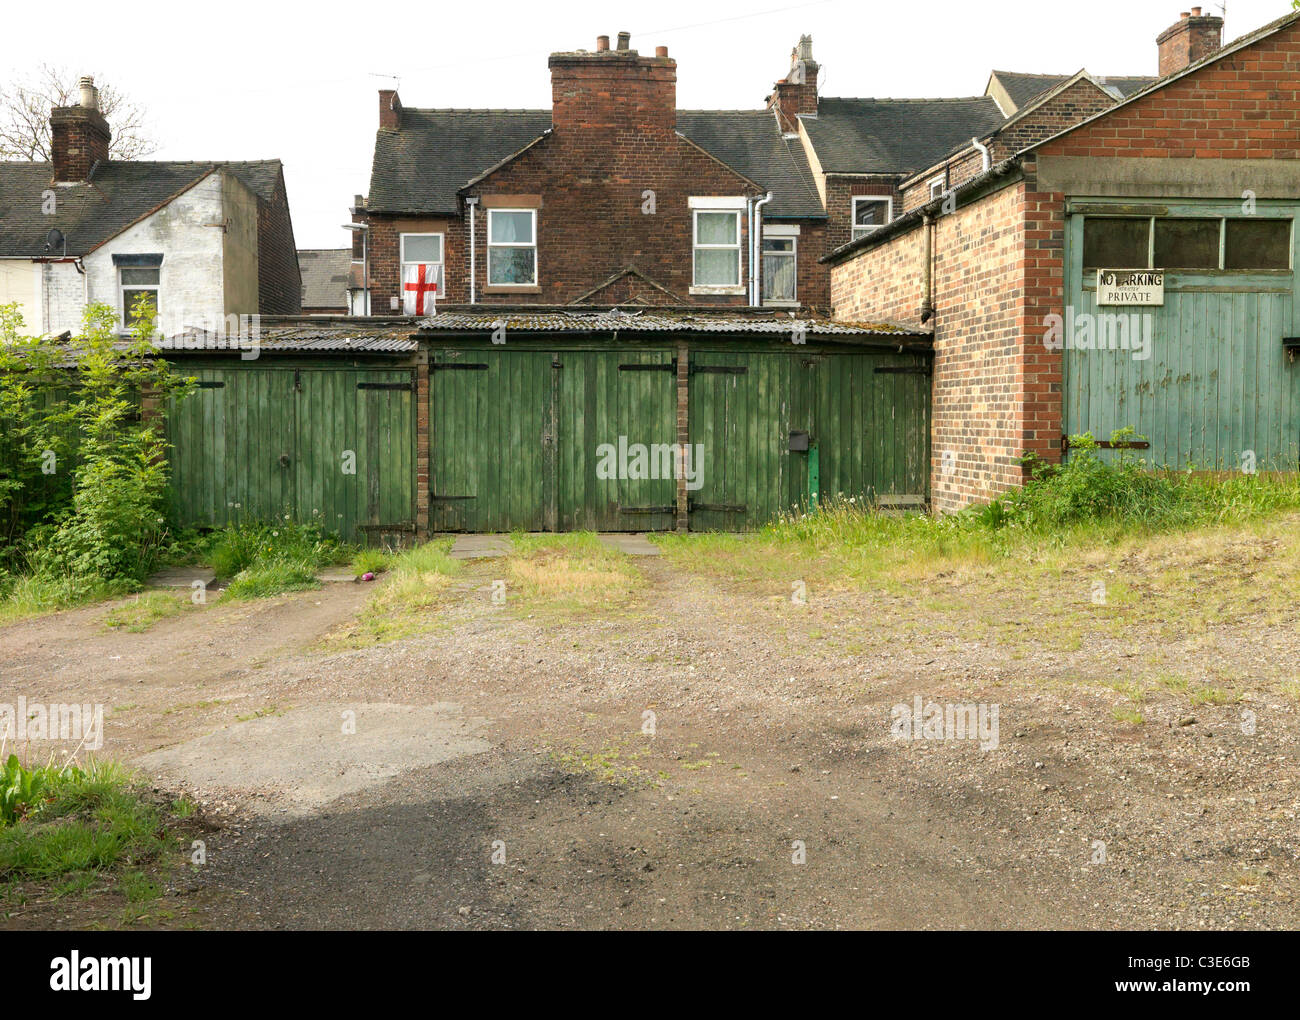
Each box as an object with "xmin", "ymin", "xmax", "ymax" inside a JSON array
[{"xmin": 1, "ymin": 300, "xmax": 193, "ymax": 601}]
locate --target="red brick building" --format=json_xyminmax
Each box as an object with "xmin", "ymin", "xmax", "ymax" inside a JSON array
[
  {"xmin": 354, "ymin": 31, "xmax": 1141, "ymax": 320},
  {"xmin": 826, "ymin": 9, "xmax": 1300, "ymax": 512}
]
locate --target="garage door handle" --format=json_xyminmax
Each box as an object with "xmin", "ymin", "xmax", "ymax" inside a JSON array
[{"xmin": 279, "ymin": 453, "xmax": 291, "ymax": 468}]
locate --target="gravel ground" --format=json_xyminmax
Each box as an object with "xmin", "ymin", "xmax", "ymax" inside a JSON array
[{"xmin": 1, "ymin": 550, "xmax": 1297, "ymax": 930}]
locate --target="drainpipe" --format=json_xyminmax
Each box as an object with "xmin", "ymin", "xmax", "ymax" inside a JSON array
[
  {"xmin": 971, "ymin": 136, "xmax": 991, "ymax": 173},
  {"xmin": 921, "ymin": 214, "xmax": 935, "ymax": 324},
  {"xmin": 466, "ymin": 196, "xmax": 479, "ymax": 305},
  {"xmin": 752, "ymin": 192, "xmax": 772, "ymax": 305}
]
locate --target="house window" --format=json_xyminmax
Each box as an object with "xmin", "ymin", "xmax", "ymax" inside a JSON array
[
  {"xmin": 1083, "ymin": 216, "xmax": 1293, "ymax": 272},
  {"xmin": 487, "ymin": 209, "xmax": 537, "ymax": 286},
  {"xmin": 928, "ymin": 177, "xmax": 946, "ymax": 200},
  {"xmin": 119, "ymin": 266, "xmax": 159, "ymax": 327},
  {"xmin": 400, "ymin": 233, "xmax": 444, "ymax": 313},
  {"xmin": 851, "ymin": 197, "xmax": 891, "ymax": 241},
  {"xmin": 762, "ymin": 237, "xmax": 797, "ymax": 303},
  {"xmin": 693, "ymin": 210, "xmax": 742, "ymax": 287}
]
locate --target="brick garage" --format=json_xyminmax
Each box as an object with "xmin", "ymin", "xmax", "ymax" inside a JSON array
[{"xmin": 827, "ymin": 8, "xmax": 1300, "ymax": 513}]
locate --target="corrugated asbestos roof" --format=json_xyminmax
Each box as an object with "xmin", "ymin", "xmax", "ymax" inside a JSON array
[
  {"xmin": 0, "ymin": 160, "xmax": 283, "ymax": 258},
  {"xmin": 415, "ymin": 309, "xmax": 924, "ymax": 339},
  {"xmin": 155, "ymin": 322, "xmax": 418, "ymax": 355}
]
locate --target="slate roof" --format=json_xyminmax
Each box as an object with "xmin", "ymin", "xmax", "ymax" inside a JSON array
[
  {"xmin": 0, "ymin": 159, "xmax": 282, "ymax": 258},
  {"xmin": 801, "ymin": 96, "xmax": 1007, "ymax": 175},
  {"xmin": 368, "ymin": 108, "xmax": 825, "ymax": 218},
  {"xmin": 366, "ymin": 110, "xmax": 552, "ymax": 215},
  {"xmin": 297, "ymin": 248, "xmax": 351, "ymax": 309},
  {"xmin": 676, "ymin": 111, "xmax": 823, "ymax": 218},
  {"xmin": 991, "ymin": 70, "xmax": 1154, "ymax": 111}
]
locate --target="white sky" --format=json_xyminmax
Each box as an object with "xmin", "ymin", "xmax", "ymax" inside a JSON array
[{"xmin": 9, "ymin": 0, "xmax": 1285, "ymax": 247}]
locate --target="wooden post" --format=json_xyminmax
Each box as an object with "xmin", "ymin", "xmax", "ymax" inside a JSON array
[
  {"xmin": 675, "ymin": 341, "xmax": 689, "ymax": 533},
  {"xmin": 415, "ymin": 349, "xmax": 430, "ymax": 540}
]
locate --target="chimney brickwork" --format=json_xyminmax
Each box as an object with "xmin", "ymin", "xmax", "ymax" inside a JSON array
[{"xmin": 1157, "ymin": 8, "xmax": 1225, "ymax": 76}]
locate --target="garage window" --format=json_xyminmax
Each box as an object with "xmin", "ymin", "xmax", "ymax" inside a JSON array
[
  {"xmin": 1084, "ymin": 215, "xmax": 1293, "ymax": 272},
  {"xmin": 487, "ymin": 209, "xmax": 537, "ymax": 286},
  {"xmin": 694, "ymin": 210, "xmax": 742, "ymax": 287}
]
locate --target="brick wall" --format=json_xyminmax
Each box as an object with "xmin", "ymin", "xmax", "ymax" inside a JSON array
[
  {"xmin": 824, "ymin": 174, "xmax": 901, "ymax": 255},
  {"xmin": 831, "ymin": 180, "xmax": 1036, "ymax": 512},
  {"xmin": 460, "ymin": 130, "xmax": 760, "ymax": 306}
]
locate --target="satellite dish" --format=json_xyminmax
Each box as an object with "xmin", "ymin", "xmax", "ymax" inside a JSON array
[{"xmin": 45, "ymin": 228, "xmax": 65, "ymax": 253}]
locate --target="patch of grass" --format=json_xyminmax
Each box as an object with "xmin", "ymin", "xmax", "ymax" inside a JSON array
[
  {"xmin": 551, "ymin": 742, "xmax": 655, "ymax": 788},
  {"xmin": 321, "ymin": 540, "xmax": 461, "ymax": 649},
  {"xmin": 101, "ymin": 591, "xmax": 187, "ymax": 633},
  {"xmin": 0, "ymin": 573, "xmax": 138, "ymax": 625},
  {"xmin": 350, "ymin": 548, "xmax": 392, "ymax": 577},
  {"xmin": 223, "ymin": 560, "xmax": 320, "ymax": 600},
  {"xmin": 1112, "ymin": 705, "xmax": 1145, "ymax": 725},
  {"xmin": 0, "ymin": 758, "xmax": 180, "ymax": 883},
  {"xmin": 1190, "ymin": 686, "xmax": 1238, "ymax": 707},
  {"xmin": 506, "ymin": 532, "xmax": 643, "ymax": 615},
  {"xmin": 205, "ymin": 518, "xmax": 352, "ymax": 600}
]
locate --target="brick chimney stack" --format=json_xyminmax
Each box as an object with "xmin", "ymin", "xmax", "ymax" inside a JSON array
[
  {"xmin": 50, "ymin": 75, "xmax": 111, "ymax": 183},
  {"xmin": 548, "ymin": 32, "xmax": 677, "ymax": 135},
  {"xmin": 1156, "ymin": 7, "xmax": 1224, "ymax": 77},
  {"xmin": 378, "ymin": 88, "xmax": 402, "ymax": 130},
  {"xmin": 768, "ymin": 35, "xmax": 819, "ymax": 132}
]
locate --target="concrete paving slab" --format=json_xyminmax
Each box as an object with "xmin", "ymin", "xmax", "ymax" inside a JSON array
[
  {"xmin": 597, "ymin": 533, "xmax": 661, "ymax": 556},
  {"xmin": 147, "ymin": 566, "xmax": 217, "ymax": 588},
  {"xmin": 450, "ymin": 535, "xmax": 513, "ymax": 559},
  {"xmin": 318, "ymin": 567, "xmax": 360, "ymax": 583}
]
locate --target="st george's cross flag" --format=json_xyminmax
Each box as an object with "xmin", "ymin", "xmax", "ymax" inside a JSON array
[{"xmin": 402, "ymin": 263, "xmax": 441, "ymax": 315}]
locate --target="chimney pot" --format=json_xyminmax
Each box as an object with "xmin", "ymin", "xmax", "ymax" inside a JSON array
[
  {"xmin": 1190, "ymin": 6, "xmax": 1201, "ymax": 15},
  {"xmin": 596, "ymin": 34, "xmax": 609, "ymax": 51},
  {"xmin": 655, "ymin": 45, "xmax": 668, "ymax": 57},
  {"xmin": 616, "ymin": 31, "xmax": 630, "ymax": 50},
  {"xmin": 78, "ymin": 76, "xmax": 98, "ymax": 111},
  {"xmin": 1157, "ymin": 7, "xmax": 1224, "ymax": 76}
]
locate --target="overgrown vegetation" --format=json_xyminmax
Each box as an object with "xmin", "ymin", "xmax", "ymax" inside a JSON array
[
  {"xmin": 0, "ymin": 301, "xmax": 192, "ymax": 615},
  {"xmin": 204, "ymin": 517, "xmax": 350, "ymax": 600},
  {"xmin": 659, "ymin": 429, "xmax": 1300, "ymax": 592},
  {"xmin": 0, "ymin": 756, "xmax": 179, "ymax": 883},
  {"xmin": 321, "ymin": 539, "xmax": 460, "ymax": 648}
]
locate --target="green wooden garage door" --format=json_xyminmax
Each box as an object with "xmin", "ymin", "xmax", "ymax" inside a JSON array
[
  {"xmin": 689, "ymin": 349, "xmax": 931, "ymax": 530},
  {"xmin": 166, "ymin": 365, "xmax": 416, "ymax": 543},
  {"xmin": 429, "ymin": 348, "xmax": 676, "ymax": 532}
]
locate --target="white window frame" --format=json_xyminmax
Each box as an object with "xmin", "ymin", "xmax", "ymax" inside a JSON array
[
  {"xmin": 691, "ymin": 208, "xmax": 744, "ymax": 292},
  {"xmin": 761, "ymin": 228, "xmax": 798, "ymax": 305},
  {"xmin": 486, "ymin": 208, "xmax": 537, "ymax": 287},
  {"xmin": 118, "ymin": 266, "xmax": 160, "ymax": 328},
  {"xmin": 400, "ymin": 232, "xmax": 445, "ymax": 296},
  {"xmin": 928, "ymin": 177, "xmax": 946, "ymax": 200},
  {"xmin": 851, "ymin": 196, "xmax": 892, "ymax": 241}
]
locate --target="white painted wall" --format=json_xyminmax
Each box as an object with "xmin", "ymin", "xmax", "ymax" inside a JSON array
[
  {"xmin": 39, "ymin": 172, "xmax": 255, "ymax": 336},
  {"xmin": 0, "ymin": 259, "xmax": 41, "ymax": 334}
]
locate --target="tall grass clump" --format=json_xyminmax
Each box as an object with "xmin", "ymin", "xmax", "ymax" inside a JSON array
[{"xmin": 206, "ymin": 517, "xmax": 350, "ymax": 599}]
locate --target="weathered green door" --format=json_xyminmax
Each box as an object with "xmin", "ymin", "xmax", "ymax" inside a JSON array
[
  {"xmin": 166, "ymin": 364, "xmax": 416, "ymax": 543},
  {"xmin": 688, "ymin": 348, "xmax": 931, "ymax": 530},
  {"xmin": 558, "ymin": 350, "xmax": 677, "ymax": 531},
  {"xmin": 429, "ymin": 349, "xmax": 554, "ymax": 531},
  {"xmin": 1063, "ymin": 201, "xmax": 1300, "ymax": 469}
]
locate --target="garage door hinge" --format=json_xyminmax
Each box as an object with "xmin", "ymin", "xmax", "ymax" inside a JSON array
[
  {"xmin": 691, "ymin": 364, "xmax": 747, "ymax": 375},
  {"xmin": 873, "ymin": 365, "xmax": 931, "ymax": 375}
]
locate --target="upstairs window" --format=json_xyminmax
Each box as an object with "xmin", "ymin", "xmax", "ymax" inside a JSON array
[
  {"xmin": 400, "ymin": 233, "xmax": 444, "ymax": 313},
  {"xmin": 762, "ymin": 236, "xmax": 797, "ymax": 303},
  {"xmin": 693, "ymin": 210, "xmax": 742, "ymax": 287},
  {"xmin": 487, "ymin": 209, "xmax": 537, "ymax": 286},
  {"xmin": 928, "ymin": 178, "xmax": 945, "ymax": 200},
  {"xmin": 851, "ymin": 197, "xmax": 891, "ymax": 241},
  {"xmin": 1083, "ymin": 216, "xmax": 1292, "ymax": 272},
  {"xmin": 119, "ymin": 266, "xmax": 159, "ymax": 327}
]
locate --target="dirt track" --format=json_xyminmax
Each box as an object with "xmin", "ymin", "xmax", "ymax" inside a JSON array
[{"xmin": 2, "ymin": 552, "xmax": 1298, "ymax": 930}]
